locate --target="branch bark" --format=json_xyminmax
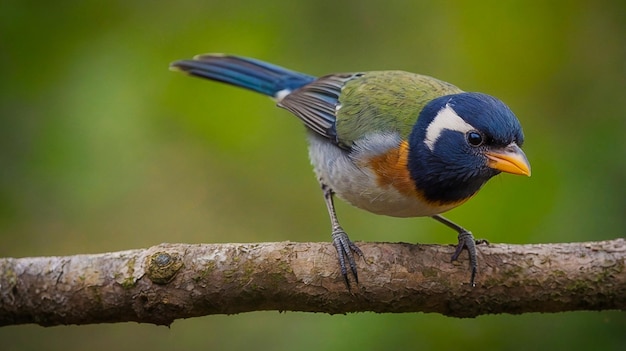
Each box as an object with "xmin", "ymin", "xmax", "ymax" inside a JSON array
[{"xmin": 1, "ymin": 239, "xmax": 625, "ymax": 326}]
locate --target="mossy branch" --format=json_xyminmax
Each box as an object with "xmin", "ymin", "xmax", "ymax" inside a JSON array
[{"xmin": 1, "ymin": 239, "xmax": 625, "ymax": 326}]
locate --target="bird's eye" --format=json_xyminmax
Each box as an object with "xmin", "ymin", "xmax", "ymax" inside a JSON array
[{"xmin": 466, "ymin": 131, "xmax": 483, "ymax": 146}]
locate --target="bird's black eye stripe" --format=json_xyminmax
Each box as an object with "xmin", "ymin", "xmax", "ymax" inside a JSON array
[{"xmin": 466, "ymin": 131, "xmax": 484, "ymax": 146}]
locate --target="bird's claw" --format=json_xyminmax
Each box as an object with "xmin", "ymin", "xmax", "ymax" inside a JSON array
[
  {"xmin": 331, "ymin": 229, "xmax": 364, "ymax": 289},
  {"xmin": 451, "ymin": 231, "xmax": 487, "ymax": 287}
]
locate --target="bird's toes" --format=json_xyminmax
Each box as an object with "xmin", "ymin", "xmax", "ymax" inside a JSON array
[
  {"xmin": 331, "ymin": 229, "xmax": 363, "ymax": 287},
  {"xmin": 475, "ymin": 238, "xmax": 489, "ymax": 246},
  {"xmin": 451, "ymin": 230, "xmax": 479, "ymax": 287}
]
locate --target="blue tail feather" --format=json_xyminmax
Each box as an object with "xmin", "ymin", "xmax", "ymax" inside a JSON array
[{"xmin": 170, "ymin": 54, "xmax": 316, "ymax": 97}]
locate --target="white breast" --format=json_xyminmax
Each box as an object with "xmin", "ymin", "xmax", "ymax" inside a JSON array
[{"xmin": 306, "ymin": 131, "xmax": 446, "ymax": 218}]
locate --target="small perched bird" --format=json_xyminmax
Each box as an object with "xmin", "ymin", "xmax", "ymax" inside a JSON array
[{"xmin": 170, "ymin": 54, "xmax": 531, "ymax": 288}]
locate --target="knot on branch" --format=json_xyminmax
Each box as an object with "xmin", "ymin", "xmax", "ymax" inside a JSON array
[{"xmin": 146, "ymin": 251, "xmax": 184, "ymax": 284}]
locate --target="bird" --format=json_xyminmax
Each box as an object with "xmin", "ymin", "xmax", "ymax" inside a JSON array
[{"xmin": 170, "ymin": 54, "xmax": 531, "ymax": 288}]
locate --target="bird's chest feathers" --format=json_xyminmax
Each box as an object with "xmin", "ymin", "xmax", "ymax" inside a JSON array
[
  {"xmin": 308, "ymin": 133, "xmax": 459, "ymax": 217},
  {"xmin": 364, "ymin": 140, "xmax": 417, "ymax": 197}
]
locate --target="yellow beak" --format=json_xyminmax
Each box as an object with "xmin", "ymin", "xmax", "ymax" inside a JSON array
[{"xmin": 485, "ymin": 143, "xmax": 531, "ymax": 176}]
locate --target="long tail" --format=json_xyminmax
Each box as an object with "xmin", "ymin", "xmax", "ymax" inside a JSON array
[{"xmin": 170, "ymin": 54, "xmax": 316, "ymax": 100}]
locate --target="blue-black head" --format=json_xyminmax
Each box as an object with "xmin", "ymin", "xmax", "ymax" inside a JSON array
[{"xmin": 408, "ymin": 92, "xmax": 530, "ymax": 204}]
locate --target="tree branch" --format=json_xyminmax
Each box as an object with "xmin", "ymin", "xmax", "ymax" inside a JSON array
[{"xmin": 1, "ymin": 239, "xmax": 625, "ymax": 326}]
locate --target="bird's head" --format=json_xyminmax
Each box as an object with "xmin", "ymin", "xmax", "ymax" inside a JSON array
[{"xmin": 408, "ymin": 92, "xmax": 531, "ymax": 204}]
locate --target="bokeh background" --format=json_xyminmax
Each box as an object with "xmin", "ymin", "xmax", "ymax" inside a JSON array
[{"xmin": 1, "ymin": 0, "xmax": 625, "ymax": 350}]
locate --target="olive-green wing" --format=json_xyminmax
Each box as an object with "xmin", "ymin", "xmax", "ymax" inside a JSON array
[
  {"xmin": 336, "ymin": 71, "xmax": 462, "ymax": 147},
  {"xmin": 279, "ymin": 70, "xmax": 462, "ymax": 149}
]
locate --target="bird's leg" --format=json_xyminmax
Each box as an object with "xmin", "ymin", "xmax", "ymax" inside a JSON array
[
  {"xmin": 321, "ymin": 182, "xmax": 364, "ymax": 289},
  {"xmin": 431, "ymin": 214, "xmax": 488, "ymax": 287}
]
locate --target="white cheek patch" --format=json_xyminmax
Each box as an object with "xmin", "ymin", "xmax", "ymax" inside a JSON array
[{"xmin": 424, "ymin": 104, "xmax": 475, "ymax": 151}]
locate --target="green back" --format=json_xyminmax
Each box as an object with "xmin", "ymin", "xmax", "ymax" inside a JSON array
[{"xmin": 335, "ymin": 71, "xmax": 463, "ymax": 147}]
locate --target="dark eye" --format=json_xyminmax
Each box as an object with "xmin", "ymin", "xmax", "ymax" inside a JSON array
[{"xmin": 466, "ymin": 131, "xmax": 483, "ymax": 146}]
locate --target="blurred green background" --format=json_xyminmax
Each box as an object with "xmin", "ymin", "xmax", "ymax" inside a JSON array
[{"xmin": 1, "ymin": 0, "xmax": 625, "ymax": 350}]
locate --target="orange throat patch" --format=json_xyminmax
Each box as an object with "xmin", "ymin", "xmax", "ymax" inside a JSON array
[
  {"xmin": 367, "ymin": 141, "xmax": 418, "ymax": 197},
  {"xmin": 367, "ymin": 140, "xmax": 471, "ymax": 211}
]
